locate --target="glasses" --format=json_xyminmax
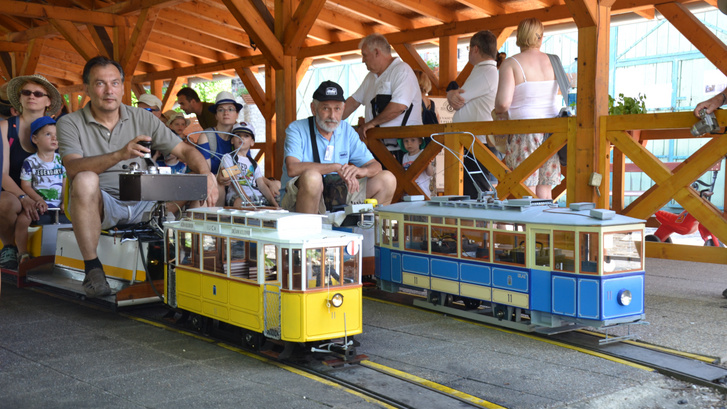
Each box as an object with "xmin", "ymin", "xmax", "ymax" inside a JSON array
[
  {"xmin": 216, "ymin": 107, "xmax": 237, "ymax": 113},
  {"xmin": 143, "ymin": 107, "xmax": 160, "ymax": 112},
  {"xmin": 20, "ymin": 90, "xmax": 49, "ymax": 98}
]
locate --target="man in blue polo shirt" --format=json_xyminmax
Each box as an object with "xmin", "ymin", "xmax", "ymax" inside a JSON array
[{"xmin": 280, "ymin": 80, "xmax": 396, "ymax": 214}]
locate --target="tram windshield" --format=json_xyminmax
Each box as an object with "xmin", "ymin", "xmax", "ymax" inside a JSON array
[{"xmin": 306, "ymin": 246, "xmax": 359, "ymax": 289}]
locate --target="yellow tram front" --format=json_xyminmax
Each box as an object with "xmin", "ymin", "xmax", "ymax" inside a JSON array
[{"xmin": 163, "ymin": 208, "xmax": 363, "ymax": 347}]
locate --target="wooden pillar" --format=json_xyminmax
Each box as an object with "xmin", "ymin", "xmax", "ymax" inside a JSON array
[
  {"xmin": 438, "ymin": 36, "xmax": 458, "ymax": 95},
  {"xmin": 567, "ymin": 0, "xmax": 612, "ymax": 205},
  {"xmin": 266, "ymin": 65, "xmax": 277, "ymax": 178},
  {"xmin": 274, "ymin": 0, "xmax": 295, "ymax": 181}
]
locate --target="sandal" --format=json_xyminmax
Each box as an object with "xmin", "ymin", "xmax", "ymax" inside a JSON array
[{"xmin": 18, "ymin": 253, "xmax": 31, "ymax": 265}]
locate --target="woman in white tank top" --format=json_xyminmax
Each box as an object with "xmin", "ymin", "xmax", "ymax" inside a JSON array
[{"xmin": 493, "ymin": 18, "xmax": 561, "ymax": 200}]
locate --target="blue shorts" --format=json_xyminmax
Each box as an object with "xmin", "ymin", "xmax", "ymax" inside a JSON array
[{"xmin": 100, "ymin": 191, "xmax": 155, "ymax": 230}]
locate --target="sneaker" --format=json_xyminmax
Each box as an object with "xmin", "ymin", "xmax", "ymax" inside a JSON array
[
  {"xmin": 0, "ymin": 246, "xmax": 18, "ymax": 270},
  {"xmin": 82, "ymin": 267, "xmax": 112, "ymax": 298}
]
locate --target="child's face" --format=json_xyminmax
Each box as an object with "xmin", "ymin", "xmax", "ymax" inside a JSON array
[
  {"xmin": 169, "ymin": 118, "xmax": 187, "ymax": 135},
  {"xmin": 32, "ymin": 124, "xmax": 58, "ymax": 152},
  {"xmin": 232, "ymin": 132, "xmax": 254, "ymax": 151},
  {"xmin": 403, "ymin": 138, "xmax": 420, "ymax": 154}
]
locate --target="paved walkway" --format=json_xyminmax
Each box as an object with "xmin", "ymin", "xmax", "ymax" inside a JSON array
[{"xmin": 1, "ymin": 257, "xmax": 726, "ymax": 408}]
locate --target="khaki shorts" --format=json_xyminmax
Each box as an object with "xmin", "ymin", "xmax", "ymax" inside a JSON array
[{"xmin": 281, "ymin": 176, "xmax": 368, "ymax": 214}]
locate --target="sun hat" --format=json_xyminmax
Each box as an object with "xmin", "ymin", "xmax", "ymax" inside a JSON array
[
  {"xmin": 30, "ymin": 116, "xmax": 56, "ymax": 136},
  {"xmin": 164, "ymin": 110, "xmax": 190, "ymax": 127},
  {"xmin": 137, "ymin": 93, "xmax": 163, "ymax": 110},
  {"xmin": 312, "ymin": 80, "xmax": 345, "ymax": 102},
  {"xmin": 232, "ymin": 121, "xmax": 255, "ymax": 137},
  {"xmin": 208, "ymin": 91, "xmax": 243, "ymax": 113},
  {"xmin": 8, "ymin": 75, "xmax": 63, "ymax": 115}
]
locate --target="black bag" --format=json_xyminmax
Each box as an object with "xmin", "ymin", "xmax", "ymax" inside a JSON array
[
  {"xmin": 422, "ymin": 100, "xmax": 438, "ymax": 125},
  {"xmin": 308, "ymin": 116, "xmax": 348, "ymax": 211},
  {"xmin": 370, "ymin": 94, "xmax": 413, "ymax": 126}
]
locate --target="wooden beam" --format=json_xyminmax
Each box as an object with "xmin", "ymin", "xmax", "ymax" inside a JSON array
[
  {"xmin": 283, "ymin": 0, "xmax": 327, "ymax": 56},
  {"xmin": 297, "ymin": 58, "xmax": 313, "ymax": 87},
  {"xmin": 222, "ymin": 0, "xmax": 285, "ymax": 70},
  {"xmin": 317, "ymin": 9, "xmax": 372, "ymax": 37},
  {"xmin": 393, "ymin": 0, "xmax": 458, "ymax": 23},
  {"xmin": 235, "ymin": 66, "xmax": 269, "ymax": 119},
  {"xmin": 152, "ymin": 35, "xmax": 220, "ymax": 63},
  {"xmin": 152, "ymin": 19, "xmax": 247, "ymax": 58},
  {"xmin": 656, "ymin": 2, "xmax": 727, "ymax": 78},
  {"xmin": 19, "ymin": 38, "xmax": 43, "ymax": 75},
  {"xmin": 0, "ymin": 41, "xmax": 27, "ymax": 52},
  {"xmin": 144, "ymin": 42, "xmax": 199, "ymax": 65},
  {"xmin": 121, "ymin": 7, "xmax": 160, "ymax": 77},
  {"xmin": 438, "ymin": 36, "xmax": 458, "ymax": 94},
  {"xmin": 564, "ymin": 0, "xmax": 598, "ymax": 27},
  {"xmin": 492, "ymin": 27, "xmax": 515, "ymax": 49},
  {"xmin": 161, "ymin": 76, "xmax": 183, "ymax": 112},
  {"xmin": 48, "ymin": 19, "xmax": 99, "ymax": 61},
  {"xmin": 87, "ymin": 26, "xmax": 113, "ymax": 58},
  {"xmin": 393, "ymin": 43, "xmax": 440, "ymax": 94},
  {"xmin": 132, "ymin": 54, "xmax": 267, "ymax": 82},
  {"xmin": 4, "ymin": 0, "xmax": 127, "ymax": 27},
  {"xmin": 159, "ymin": 10, "xmax": 251, "ymax": 47},
  {"xmin": 454, "ymin": 0, "xmax": 506, "ymax": 16},
  {"xmin": 329, "ymin": 0, "xmax": 418, "ymax": 30}
]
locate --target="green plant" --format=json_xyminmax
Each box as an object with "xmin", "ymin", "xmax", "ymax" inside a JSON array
[{"xmin": 608, "ymin": 93, "xmax": 647, "ymax": 115}]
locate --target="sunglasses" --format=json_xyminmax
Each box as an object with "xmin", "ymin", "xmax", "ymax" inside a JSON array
[
  {"xmin": 143, "ymin": 107, "xmax": 160, "ymax": 112},
  {"xmin": 20, "ymin": 90, "xmax": 49, "ymax": 98}
]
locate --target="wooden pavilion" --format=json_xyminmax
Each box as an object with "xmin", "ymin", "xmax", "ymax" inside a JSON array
[{"xmin": 1, "ymin": 0, "xmax": 726, "ymax": 263}]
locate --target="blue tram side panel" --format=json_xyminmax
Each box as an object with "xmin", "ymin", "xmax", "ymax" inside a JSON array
[{"xmin": 374, "ymin": 197, "xmax": 646, "ymax": 331}]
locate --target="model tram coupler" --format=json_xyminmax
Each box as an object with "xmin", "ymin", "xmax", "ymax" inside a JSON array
[{"xmin": 311, "ymin": 339, "xmax": 357, "ymax": 360}]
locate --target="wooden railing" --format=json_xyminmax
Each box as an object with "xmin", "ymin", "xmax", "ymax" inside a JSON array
[{"xmin": 364, "ymin": 111, "xmax": 727, "ymax": 264}]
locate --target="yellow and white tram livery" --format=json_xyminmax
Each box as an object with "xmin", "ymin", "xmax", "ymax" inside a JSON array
[{"xmin": 164, "ymin": 208, "xmax": 363, "ymax": 355}]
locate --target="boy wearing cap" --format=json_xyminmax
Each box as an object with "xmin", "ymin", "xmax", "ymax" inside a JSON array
[
  {"xmin": 222, "ymin": 122, "xmax": 278, "ymax": 208},
  {"xmin": 137, "ymin": 93, "xmax": 164, "ymax": 122},
  {"xmin": 281, "ymin": 80, "xmax": 396, "ymax": 214},
  {"xmin": 15, "ymin": 117, "xmax": 66, "ymax": 265}
]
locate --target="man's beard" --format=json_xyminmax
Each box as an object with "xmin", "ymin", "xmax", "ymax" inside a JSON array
[{"xmin": 316, "ymin": 115, "xmax": 340, "ymax": 133}]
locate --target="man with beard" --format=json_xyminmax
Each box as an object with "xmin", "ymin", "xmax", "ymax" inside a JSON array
[{"xmin": 280, "ymin": 81, "xmax": 395, "ymax": 214}]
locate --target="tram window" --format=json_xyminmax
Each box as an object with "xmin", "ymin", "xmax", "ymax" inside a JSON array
[
  {"xmin": 219, "ymin": 215, "xmax": 231, "ymax": 224},
  {"xmin": 497, "ymin": 222, "xmax": 526, "ymax": 232},
  {"xmin": 381, "ymin": 219, "xmax": 400, "ymax": 248},
  {"xmin": 461, "ymin": 219, "xmax": 474, "ymax": 227},
  {"xmin": 233, "ymin": 216, "xmax": 246, "ymax": 225},
  {"xmin": 202, "ymin": 235, "xmax": 226, "ymax": 275},
  {"xmin": 431, "ymin": 226, "xmax": 458, "ymax": 256},
  {"xmin": 179, "ymin": 231, "xmax": 200, "ymax": 269},
  {"xmin": 207, "ymin": 214, "xmax": 218, "ymax": 223},
  {"xmin": 580, "ymin": 232, "xmax": 599, "ymax": 274},
  {"xmin": 291, "ymin": 249, "xmax": 302, "ymax": 290},
  {"xmin": 281, "ymin": 249, "xmax": 290, "ymax": 289},
  {"xmin": 324, "ymin": 247, "xmax": 342, "ymax": 286},
  {"xmin": 553, "ymin": 230, "xmax": 575, "ymax": 272},
  {"xmin": 193, "ymin": 212, "xmax": 205, "ymax": 221},
  {"xmin": 229, "ymin": 239, "xmax": 257, "ymax": 281},
  {"xmin": 404, "ymin": 224, "xmax": 428, "ymax": 252},
  {"xmin": 306, "ymin": 248, "xmax": 323, "ymax": 289},
  {"xmin": 461, "ymin": 229, "xmax": 489, "ymax": 260},
  {"xmin": 493, "ymin": 232, "xmax": 526, "ymax": 265},
  {"xmin": 343, "ymin": 246, "xmax": 360, "ymax": 285},
  {"xmin": 247, "ymin": 218, "xmax": 261, "ymax": 227},
  {"xmin": 603, "ymin": 231, "xmax": 642, "ymax": 273},
  {"xmin": 534, "ymin": 232, "xmax": 551, "ymax": 268},
  {"xmin": 166, "ymin": 229, "xmax": 177, "ymax": 265},
  {"xmin": 405, "ymin": 215, "xmax": 427, "ymax": 223},
  {"xmin": 263, "ymin": 220, "xmax": 276, "ymax": 229},
  {"xmin": 264, "ymin": 244, "xmax": 278, "ymax": 281}
]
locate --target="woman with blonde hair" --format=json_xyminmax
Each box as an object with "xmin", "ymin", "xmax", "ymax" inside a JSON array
[
  {"xmin": 493, "ymin": 18, "xmax": 560, "ymax": 199},
  {"xmin": 414, "ymin": 70, "xmax": 439, "ymax": 124},
  {"xmin": 0, "ymin": 75, "xmax": 63, "ymax": 269}
]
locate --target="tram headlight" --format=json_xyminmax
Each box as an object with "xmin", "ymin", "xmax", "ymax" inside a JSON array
[
  {"xmin": 327, "ymin": 293, "xmax": 344, "ymax": 308},
  {"xmin": 617, "ymin": 289, "xmax": 632, "ymax": 306}
]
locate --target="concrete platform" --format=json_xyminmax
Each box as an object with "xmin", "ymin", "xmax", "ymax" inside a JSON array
[{"xmin": 1, "ymin": 257, "xmax": 726, "ymax": 409}]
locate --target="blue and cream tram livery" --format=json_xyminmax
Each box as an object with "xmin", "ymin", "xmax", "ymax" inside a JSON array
[
  {"xmin": 164, "ymin": 208, "xmax": 363, "ymax": 358},
  {"xmin": 375, "ymin": 197, "xmax": 645, "ymax": 332}
]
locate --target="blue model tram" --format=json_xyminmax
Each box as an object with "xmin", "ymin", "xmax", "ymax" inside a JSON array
[{"xmin": 375, "ymin": 196, "xmax": 646, "ymax": 334}]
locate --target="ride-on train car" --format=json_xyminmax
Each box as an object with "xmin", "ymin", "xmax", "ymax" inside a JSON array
[
  {"xmin": 375, "ymin": 196, "xmax": 646, "ymax": 337},
  {"xmin": 164, "ymin": 207, "xmax": 363, "ymax": 359}
]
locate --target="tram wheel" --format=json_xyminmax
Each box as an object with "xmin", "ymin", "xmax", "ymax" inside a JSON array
[
  {"xmin": 493, "ymin": 304, "xmax": 507, "ymax": 320},
  {"xmin": 190, "ymin": 314, "xmax": 207, "ymax": 333},
  {"xmin": 644, "ymin": 234, "xmax": 660, "ymax": 242},
  {"xmin": 243, "ymin": 331, "xmax": 264, "ymax": 351},
  {"xmin": 462, "ymin": 298, "xmax": 481, "ymax": 310}
]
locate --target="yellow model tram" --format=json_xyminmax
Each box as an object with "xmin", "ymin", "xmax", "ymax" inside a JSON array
[{"xmin": 164, "ymin": 207, "xmax": 363, "ymax": 359}]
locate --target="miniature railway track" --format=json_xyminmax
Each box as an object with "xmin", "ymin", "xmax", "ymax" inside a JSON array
[{"xmin": 363, "ymin": 287, "xmax": 727, "ymax": 394}]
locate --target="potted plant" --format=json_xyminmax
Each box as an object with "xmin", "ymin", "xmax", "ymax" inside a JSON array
[
  {"xmin": 609, "ymin": 93, "xmax": 646, "ymax": 139},
  {"xmin": 608, "ymin": 93, "xmax": 647, "ymax": 115}
]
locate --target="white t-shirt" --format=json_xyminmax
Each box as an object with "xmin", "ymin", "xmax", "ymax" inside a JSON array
[
  {"xmin": 402, "ymin": 150, "xmax": 431, "ymax": 198},
  {"xmin": 20, "ymin": 153, "xmax": 66, "ymax": 208},
  {"xmin": 452, "ymin": 60, "xmax": 498, "ymax": 144},
  {"xmin": 226, "ymin": 155, "xmax": 265, "ymax": 204},
  {"xmin": 351, "ymin": 58, "xmax": 422, "ymax": 151}
]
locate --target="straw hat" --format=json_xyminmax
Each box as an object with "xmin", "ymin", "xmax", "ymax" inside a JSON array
[
  {"xmin": 165, "ymin": 110, "xmax": 190, "ymax": 127},
  {"xmin": 7, "ymin": 74, "xmax": 63, "ymax": 115}
]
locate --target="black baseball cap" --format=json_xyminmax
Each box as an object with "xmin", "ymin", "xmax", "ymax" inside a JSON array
[{"xmin": 312, "ymin": 80, "xmax": 345, "ymax": 102}]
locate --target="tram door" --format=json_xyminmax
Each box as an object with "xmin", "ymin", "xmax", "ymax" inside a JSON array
[{"xmin": 262, "ymin": 244, "xmax": 281, "ymax": 339}]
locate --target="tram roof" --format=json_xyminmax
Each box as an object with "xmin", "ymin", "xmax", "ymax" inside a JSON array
[{"xmin": 378, "ymin": 197, "xmax": 645, "ymax": 227}]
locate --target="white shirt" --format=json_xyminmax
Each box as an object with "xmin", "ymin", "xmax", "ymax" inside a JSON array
[
  {"xmin": 352, "ymin": 58, "xmax": 422, "ymax": 151},
  {"xmin": 402, "ymin": 150, "xmax": 431, "ymax": 197},
  {"xmin": 452, "ymin": 60, "xmax": 498, "ymax": 124}
]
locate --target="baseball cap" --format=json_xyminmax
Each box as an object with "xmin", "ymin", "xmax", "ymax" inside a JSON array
[
  {"xmin": 30, "ymin": 116, "xmax": 56, "ymax": 136},
  {"xmin": 232, "ymin": 121, "xmax": 255, "ymax": 137},
  {"xmin": 137, "ymin": 93, "xmax": 163, "ymax": 109},
  {"xmin": 312, "ymin": 81, "xmax": 345, "ymax": 102}
]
